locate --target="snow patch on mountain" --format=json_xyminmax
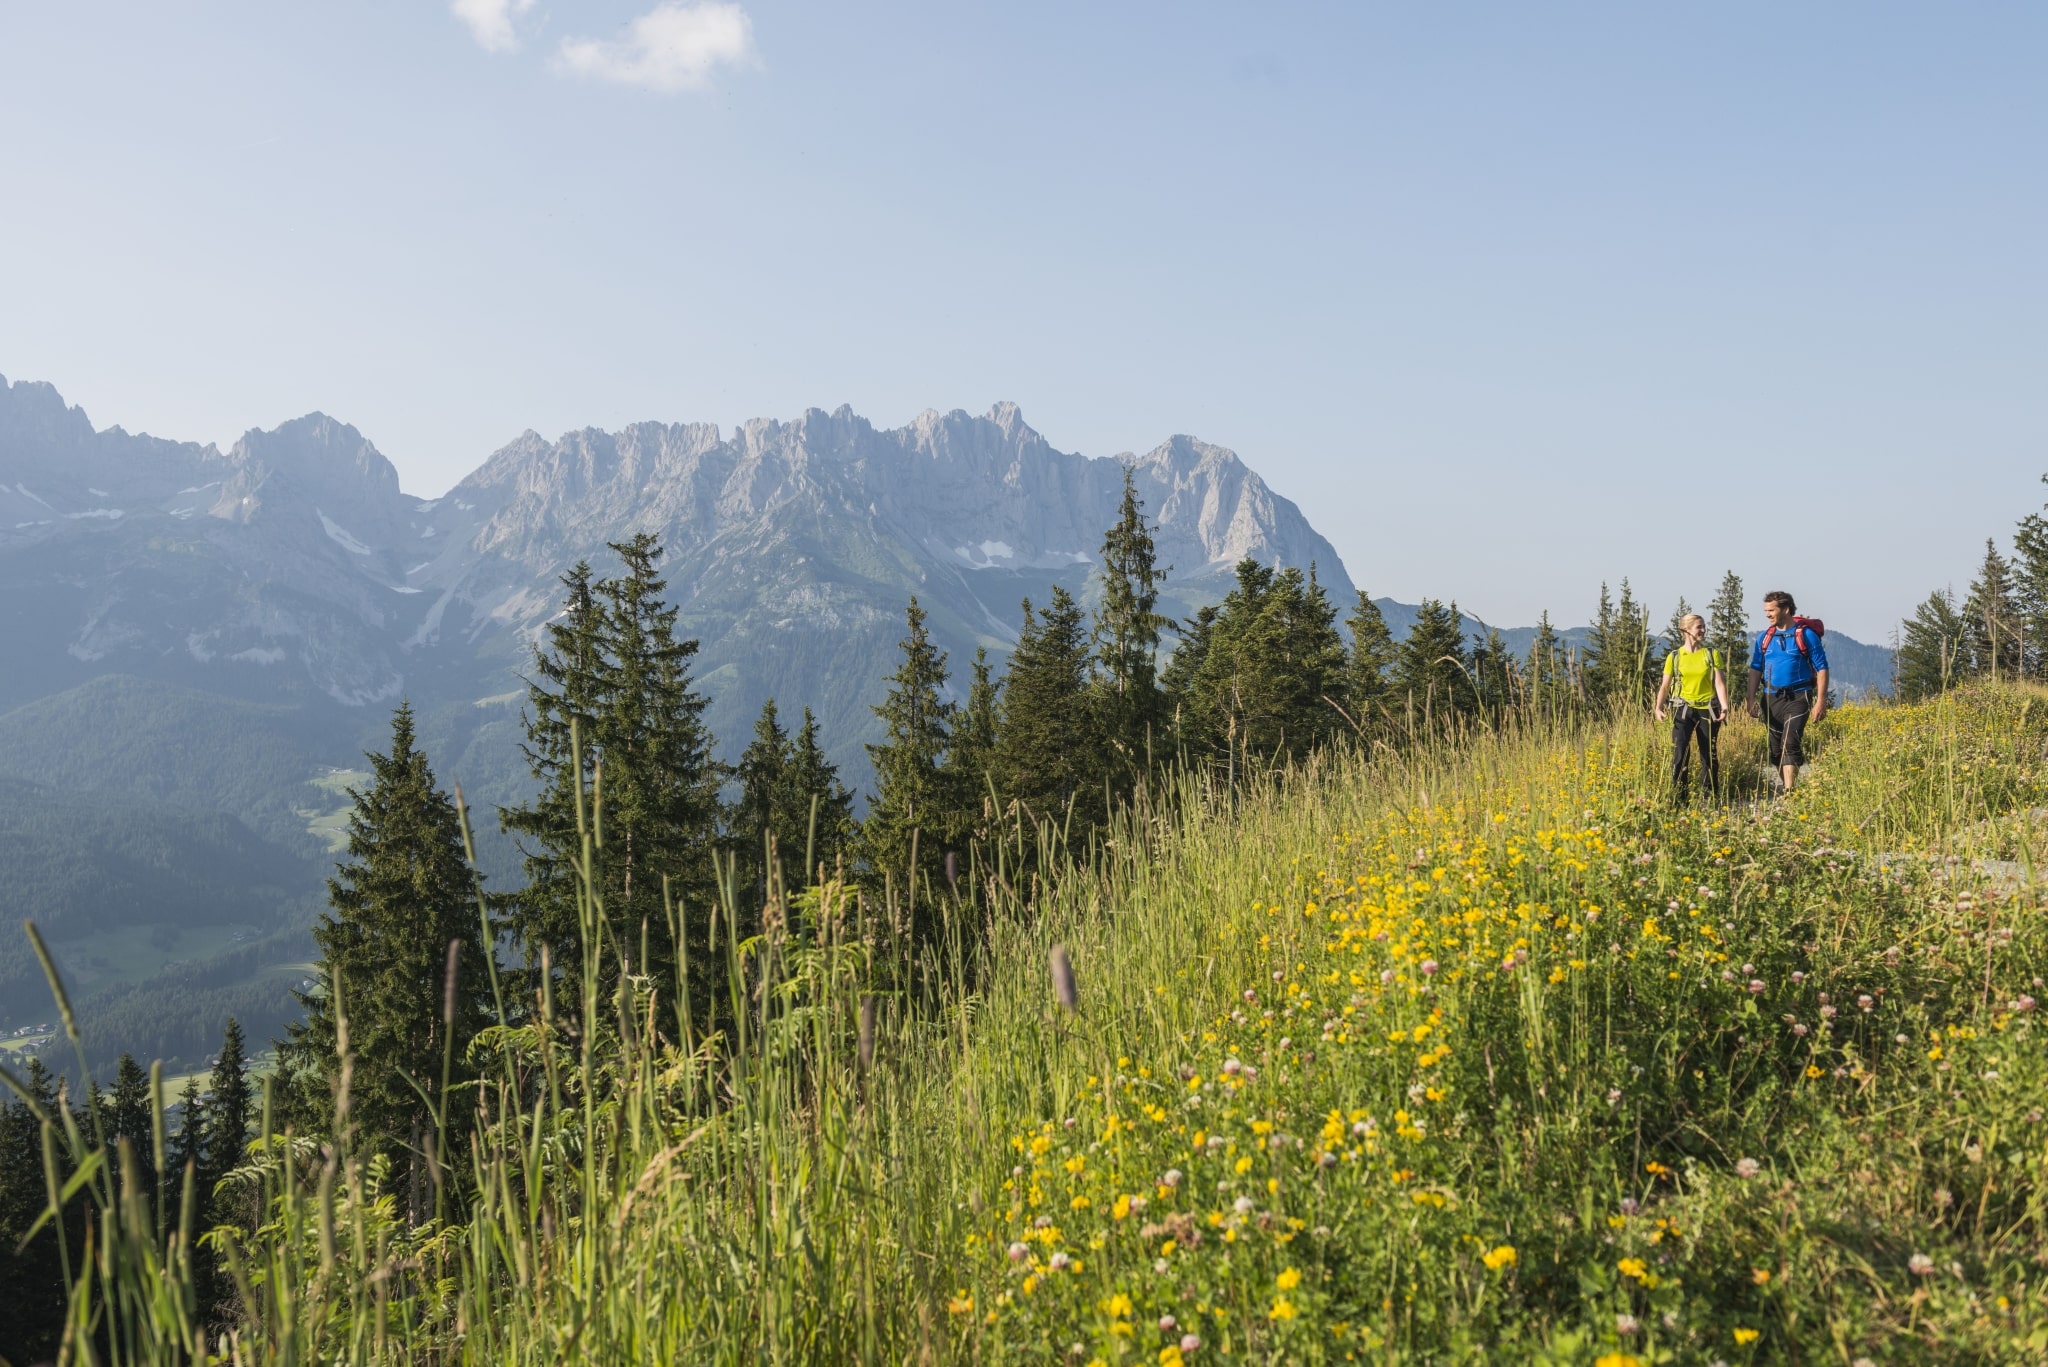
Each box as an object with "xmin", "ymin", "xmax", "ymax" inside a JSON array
[{"xmin": 317, "ymin": 509, "xmax": 374, "ymax": 556}]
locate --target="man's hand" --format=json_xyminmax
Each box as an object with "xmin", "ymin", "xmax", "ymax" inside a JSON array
[
  {"xmin": 1745, "ymin": 698, "xmax": 1759, "ymax": 718},
  {"xmin": 1809, "ymin": 700, "xmax": 1826, "ymax": 725}
]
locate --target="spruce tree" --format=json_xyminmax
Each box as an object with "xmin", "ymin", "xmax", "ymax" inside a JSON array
[
  {"xmin": 735, "ymin": 697, "xmax": 792, "ymax": 898},
  {"xmin": 280, "ymin": 704, "xmax": 492, "ymax": 1183},
  {"xmin": 1582, "ymin": 584, "xmax": 1618, "ymax": 705},
  {"xmin": 1897, "ymin": 588, "xmax": 1969, "ymax": 700},
  {"xmin": 0, "ymin": 1057, "xmax": 66, "ymax": 1360},
  {"xmin": 2012, "ymin": 487, "xmax": 2048, "ymax": 677},
  {"xmin": 1661, "ymin": 596, "xmax": 1693, "ymax": 658},
  {"xmin": 106, "ymin": 1053, "xmax": 151, "ymax": 1155},
  {"xmin": 994, "ymin": 588, "xmax": 1103, "ymax": 839},
  {"xmin": 170, "ymin": 1078, "xmax": 205, "ymax": 1177},
  {"xmin": 1343, "ymin": 591, "xmax": 1399, "ymax": 736},
  {"xmin": 1524, "ymin": 612, "xmax": 1570, "ymax": 712},
  {"xmin": 863, "ymin": 597, "xmax": 957, "ymax": 916},
  {"xmin": 1391, "ymin": 598, "xmax": 1475, "ymax": 727},
  {"xmin": 1706, "ymin": 571, "xmax": 1749, "ymax": 695},
  {"xmin": 1472, "ymin": 626, "xmax": 1516, "ymax": 713},
  {"xmin": 1965, "ymin": 538, "xmax": 2024, "ymax": 681},
  {"xmin": 1092, "ymin": 466, "xmax": 1171, "ymax": 787},
  {"xmin": 1168, "ymin": 561, "xmax": 1350, "ymax": 766},
  {"xmin": 203, "ymin": 1018, "xmax": 251, "ymax": 1188},
  {"xmin": 787, "ymin": 707, "xmax": 857, "ymax": 879},
  {"xmin": 503, "ymin": 535, "xmax": 723, "ymax": 1002},
  {"xmin": 942, "ymin": 649, "xmax": 1002, "ymax": 844}
]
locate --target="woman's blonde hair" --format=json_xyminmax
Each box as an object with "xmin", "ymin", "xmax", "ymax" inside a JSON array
[{"xmin": 1680, "ymin": 612, "xmax": 1705, "ymax": 634}]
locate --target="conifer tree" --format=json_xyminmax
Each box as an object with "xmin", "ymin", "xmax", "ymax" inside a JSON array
[
  {"xmin": 735, "ymin": 697, "xmax": 792, "ymax": 896},
  {"xmin": 735, "ymin": 699, "xmax": 858, "ymax": 894},
  {"xmin": 170, "ymin": 1078, "xmax": 205, "ymax": 1177},
  {"xmin": 1092, "ymin": 466, "xmax": 1171, "ymax": 786},
  {"xmin": 787, "ymin": 706, "xmax": 857, "ymax": 877},
  {"xmin": 1897, "ymin": 588, "xmax": 1969, "ymax": 700},
  {"xmin": 1585, "ymin": 580, "xmax": 1654, "ymax": 707},
  {"xmin": 1524, "ymin": 612, "xmax": 1570, "ymax": 712},
  {"xmin": 1391, "ymin": 598, "xmax": 1475, "ymax": 727},
  {"xmin": 1661, "ymin": 596, "xmax": 1693, "ymax": 658},
  {"xmin": 942, "ymin": 649, "xmax": 1001, "ymax": 842},
  {"xmin": 502, "ymin": 535, "xmax": 722, "ymax": 1000},
  {"xmin": 863, "ymin": 597, "xmax": 957, "ymax": 913},
  {"xmin": 1167, "ymin": 561, "xmax": 1350, "ymax": 765},
  {"xmin": 203, "ymin": 1018, "xmax": 251, "ymax": 1188},
  {"xmin": 280, "ymin": 704, "xmax": 492, "ymax": 1182},
  {"xmin": 1343, "ymin": 591, "xmax": 1399, "ymax": 736},
  {"xmin": 1706, "ymin": 571, "xmax": 1749, "ymax": 694},
  {"xmin": 2012, "ymin": 486, "xmax": 2048, "ymax": 677},
  {"xmin": 1472, "ymin": 626, "xmax": 1516, "ymax": 713},
  {"xmin": 1965, "ymin": 539, "xmax": 2024, "ymax": 681},
  {"xmin": 105, "ymin": 1053, "xmax": 151, "ymax": 1156},
  {"xmin": 0, "ymin": 1057, "xmax": 65, "ymax": 1359},
  {"xmin": 995, "ymin": 588, "xmax": 1103, "ymax": 838}
]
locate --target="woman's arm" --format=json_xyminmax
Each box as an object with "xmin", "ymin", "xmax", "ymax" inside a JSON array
[
  {"xmin": 1713, "ymin": 668, "xmax": 1730, "ymax": 718},
  {"xmin": 1652, "ymin": 667, "xmax": 1672, "ymax": 720}
]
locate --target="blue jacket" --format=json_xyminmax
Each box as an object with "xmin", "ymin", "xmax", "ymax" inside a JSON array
[{"xmin": 1750, "ymin": 626, "xmax": 1828, "ymax": 691}]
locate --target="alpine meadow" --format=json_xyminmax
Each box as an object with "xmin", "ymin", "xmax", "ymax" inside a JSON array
[{"xmin": 8, "ymin": 465, "xmax": 2048, "ymax": 1366}]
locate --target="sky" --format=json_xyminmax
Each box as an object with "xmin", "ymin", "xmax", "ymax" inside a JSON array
[{"xmin": 1, "ymin": 3, "xmax": 2043, "ymax": 642}]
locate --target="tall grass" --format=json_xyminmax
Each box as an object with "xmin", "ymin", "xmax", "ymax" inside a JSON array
[{"xmin": 13, "ymin": 688, "xmax": 2048, "ymax": 1363}]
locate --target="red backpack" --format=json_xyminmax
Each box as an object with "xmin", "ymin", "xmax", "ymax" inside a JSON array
[{"xmin": 1761, "ymin": 615, "xmax": 1824, "ymax": 664}]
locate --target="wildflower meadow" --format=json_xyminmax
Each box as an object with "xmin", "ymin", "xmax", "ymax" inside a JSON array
[{"xmin": 19, "ymin": 685, "xmax": 2048, "ymax": 1363}]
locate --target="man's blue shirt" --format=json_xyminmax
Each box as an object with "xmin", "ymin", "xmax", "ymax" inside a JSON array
[{"xmin": 1750, "ymin": 626, "xmax": 1828, "ymax": 690}]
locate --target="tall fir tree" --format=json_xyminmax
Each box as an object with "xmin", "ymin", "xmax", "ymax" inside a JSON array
[
  {"xmin": 1965, "ymin": 538, "xmax": 2024, "ymax": 681},
  {"xmin": 862, "ymin": 597, "xmax": 958, "ymax": 919},
  {"xmin": 1092, "ymin": 466, "xmax": 1172, "ymax": 788},
  {"xmin": 994, "ymin": 588, "xmax": 1104, "ymax": 840},
  {"xmin": 0, "ymin": 1057, "xmax": 67, "ymax": 1362},
  {"xmin": 1472, "ymin": 626, "xmax": 1516, "ymax": 714},
  {"xmin": 1343, "ymin": 592, "xmax": 1399, "ymax": 735},
  {"xmin": 942, "ymin": 649, "xmax": 1002, "ymax": 844},
  {"xmin": 1390, "ymin": 598, "xmax": 1476, "ymax": 727},
  {"xmin": 1661, "ymin": 596, "xmax": 1694, "ymax": 659},
  {"xmin": 1166, "ymin": 560, "xmax": 1350, "ymax": 766},
  {"xmin": 1524, "ymin": 611, "xmax": 1571, "ymax": 712},
  {"xmin": 203, "ymin": 1018, "xmax": 251, "ymax": 1189},
  {"xmin": 502, "ymin": 535, "xmax": 723, "ymax": 1003},
  {"xmin": 787, "ymin": 707, "xmax": 857, "ymax": 880},
  {"xmin": 2011, "ymin": 482, "xmax": 2048, "ymax": 677},
  {"xmin": 279, "ymin": 703, "xmax": 493, "ymax": 1187},
  {"xmin": 1897, "ymin": 588, "xmax": 1969, "ymax": 700},
  {"xmin": 1706, "ymin": 571, "xmax": 1749, "ymax": 697},
  {"xmin": 1585, "ymin": 580, "xmax": 1654, "ymax": 707},
  {"xmin": 734, "ymin": 697, "xmax": 792, "ymax": 898},
  {"xmin": 734, "ymin": 699, "xmax": 858, "ymax": 895}
]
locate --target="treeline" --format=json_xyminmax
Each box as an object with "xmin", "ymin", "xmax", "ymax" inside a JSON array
[
  {"xmin": 1, "ymin": 467, "xmax": 1762, "ymax": 1356},
  {"xmin": 1897, "ymin": 479, "xmax": 2048, "ymax": 699},
  {"xmin": 0, "ymin": 1024, "xmax": 257, "ymax": 1359}
]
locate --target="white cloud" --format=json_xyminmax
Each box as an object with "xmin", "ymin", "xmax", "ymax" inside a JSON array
[
  {"xmin": 452, "ymin": 0, "xmax": 537, "ymax": 53},
  {"xmin": 556, "ymin": 2, "xmax": 756, "ymax": 93}
]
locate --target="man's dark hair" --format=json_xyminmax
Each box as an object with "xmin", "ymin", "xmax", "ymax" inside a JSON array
[{"xmin": 1764, "ymin": 590, "xmax": 1796, "ymax": 613}]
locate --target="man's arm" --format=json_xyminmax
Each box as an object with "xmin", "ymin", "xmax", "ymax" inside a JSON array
[
  {"xmin": 1811, "ymin": 669, "xmax": 1829, "ymax": 722},
  {"xmin": 1745, "ymin": 666, "xmax": 1762, "ymax": 715}
]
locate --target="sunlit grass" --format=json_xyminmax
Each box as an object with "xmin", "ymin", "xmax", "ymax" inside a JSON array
[{"xmin": 16, "ymin": 685, "xmax": 2048, "ymax": 1363}]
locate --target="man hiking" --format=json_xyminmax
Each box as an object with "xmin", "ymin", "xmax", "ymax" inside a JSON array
[
  {"xmin": 1745, "ymin": 590, "xmax": 1828, "ymax": 794},
  {"xmin": 1653, "ymin": 611, "xmax": 1729, "ymax": 803}
]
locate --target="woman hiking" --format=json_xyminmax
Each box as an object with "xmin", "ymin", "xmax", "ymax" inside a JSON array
[{"xmin": 1653, "ymin": 612, "xmax": 1730, "ymax": 803}]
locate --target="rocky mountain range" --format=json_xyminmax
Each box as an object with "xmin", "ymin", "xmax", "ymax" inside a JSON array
[{"xmin": 0, "ymin": 371, "xmax": 1895, "ymax": 1066}]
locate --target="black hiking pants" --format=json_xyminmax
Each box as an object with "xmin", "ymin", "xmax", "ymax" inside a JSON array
[
  {"xmin": 1765, "ymin": 688, "xmax": 1814, "ymax": 768},
  {"xmin": 1670, "ymin": 705, "xmax": 1720, "ymax": 802}
]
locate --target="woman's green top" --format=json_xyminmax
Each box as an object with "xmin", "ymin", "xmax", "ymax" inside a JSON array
[{"xmin": 1663, "ymin": 646, "xmax": 1722, "ymax": 709}]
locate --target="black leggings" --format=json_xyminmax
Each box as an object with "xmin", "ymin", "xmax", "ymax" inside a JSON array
[{"xmin": 1671, "ymin": 708, "xmax": 1720, "ymax": 800}]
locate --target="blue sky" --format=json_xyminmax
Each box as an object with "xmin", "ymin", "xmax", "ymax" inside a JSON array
[{"xmin": 2, "ymin": 3, "xmax": 2043, "ymax": 640}]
